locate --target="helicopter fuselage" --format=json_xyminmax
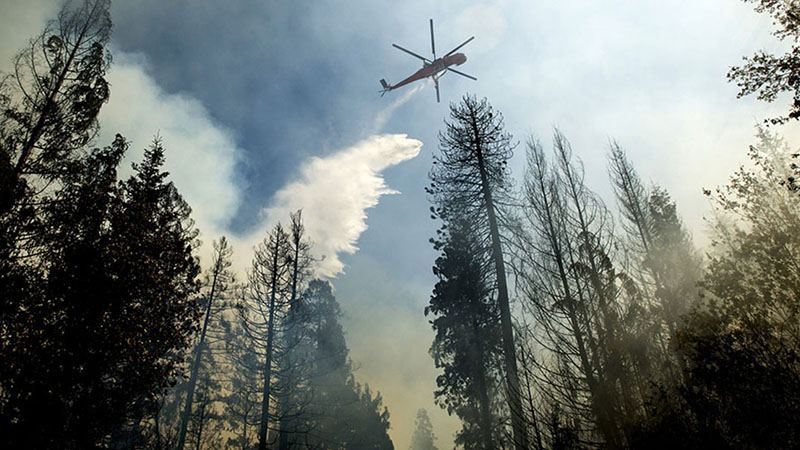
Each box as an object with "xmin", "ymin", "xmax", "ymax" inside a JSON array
[{"xmin": 388, "ymin": 53, "xmax": 467, "ymax": 91}]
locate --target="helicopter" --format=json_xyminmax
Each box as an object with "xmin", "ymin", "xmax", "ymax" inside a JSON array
[{"xmin": 380, "ymin": 19, "xmax": 476, "ymax": 102}]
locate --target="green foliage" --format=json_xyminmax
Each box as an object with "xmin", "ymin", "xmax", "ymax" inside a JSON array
[
  {"xmin": 428, "ymin": 95, "xmax": 527, "ymax": 449},
  {"xmin": 303, "ymin": 280, "xmax": 394, "ymax": 450},
  {"xmin": 729, "ymin": 0, "xmax": 800, "ymax": 124},
  {"xmin": 629, "ymin": 130, "xmax": 800, "ymax": 449},
  {"xmin": 426, "ymin": 218, "xmax": 506, "ymax": 449},
  {"xmin": 0, "ymin": 136, "xmax": 201, "ymax": 449}
]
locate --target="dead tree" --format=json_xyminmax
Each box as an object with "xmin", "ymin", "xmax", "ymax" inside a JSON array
[
  {"xmin": 241, "ymin": 223, "xmax": 290, "ymax": 450},
  {"xmin": 240, "ymin": 212, "xmax": 317, "ymax": 450},
  {"xmin": 277, "ymin": 211, "xmax": 314, "ymax": 450},
  {"xmin": 176, "ymin": 237, "xmax": 234, "ymax": 450},
  {"xmin": 513, "ymin": 133, "xmax": 649, "ymax": 447}
]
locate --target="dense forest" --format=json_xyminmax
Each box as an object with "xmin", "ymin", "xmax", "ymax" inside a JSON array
[{"xmin": 2, "ymin": 0, "xmax": 800, "ymax": 449}]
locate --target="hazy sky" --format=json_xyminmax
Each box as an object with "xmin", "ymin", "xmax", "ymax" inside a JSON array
[{"xmin": 2, "ymin": 0, "xmax": 799, "ymax": 447}]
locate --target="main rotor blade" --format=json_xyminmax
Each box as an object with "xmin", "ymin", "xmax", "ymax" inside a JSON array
[
  {"xmin": 435, "ymin": 78, "xmax": 440, "ymax": 103},
  {"xmin": 392, "ymin": 44, "xmax": 431, "ymax": 63},
  {"xmin": 447, "ymin": 67, "xmax": 477, "ymax": 81},
  {"xmin": 430, "ymin": 19, "xmax": 436, "ymax": 58},
  {"xmin": 443, "ymin": 36, "xmax": 475, "ymax": 58}
]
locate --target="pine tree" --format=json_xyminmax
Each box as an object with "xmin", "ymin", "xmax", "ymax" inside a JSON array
[
  {"xmin": 348, "ymin": 383, "xmax": 394, "ymax": 450},
  {"xmin": 629, "ymin": 128, "xmax": 800, "ymax": 448},
  {"xmin": 728, "ymin": 0, "xmax": 800, "ymax": 124},
  {"xmin": 0, "ymin": 135, "xmax": 125, "ymax": 449},
  {"xmin": 609, "ymin": 145, "xmax": 700, "ymax": 332},
  {"xmin": 409, "ymin": 409, "xmax": 438, "ymax": 450},
  {"xmin": 0, "ymin": 4, "xmax": 115, "ymax": 440},
  {"xmin": 427, "ymin": 95, "xmax": 528, "ymax": 449},
  {"xmin": 304, "ymin": 279, "xmax": 353, "ymax": 446},
  {"xmin": 0, "ymin": 0, "xmax": 111, "ymax": 258},
  {"xmin": 303, "ymin": 280, "xmax": 394, "ymax": 449},
  {"xmin": 425, "ymin": 218, "xmax": 505, "ymax": 449},
  {"xmin": 103, "ymin": 137, "xmax": 202, "ymax": 446},
  {"xmin": 240, "ymin": 212, "xmax": 317, "ymax": 450},
  {"xmin": 0, "ymin": 136, "xmax": 201, "ymax": 449}
]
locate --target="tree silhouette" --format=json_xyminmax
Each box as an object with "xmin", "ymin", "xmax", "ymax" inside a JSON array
[
  {"xmin": 428, "ymin": 95, "xmax": 528, "ymax": 449},
  {"xmin": 0, "ymin": 136, "xmax": 201, "ymax": 449},
  {"xmin": 426, "ymin": 218, "xmax": 506, "ymax": 449},
  {"xmin": 729, "ymin": 0, "xmax": 800, "ymax": 124},
  {"xmin": 629, "ymin": 129, "xmax": 800, "ymax": 448},
  {"xmin": 176, "ymin": 237, "xmax": 235, "ymax": 450}
]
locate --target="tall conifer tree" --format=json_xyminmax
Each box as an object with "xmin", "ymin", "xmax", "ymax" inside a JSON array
[{"xmin": 428, "ymin": 95, "xmax": 528, "ymax": 449}]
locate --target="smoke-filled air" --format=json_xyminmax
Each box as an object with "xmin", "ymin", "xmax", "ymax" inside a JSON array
[{"xmin": 4, "ymin": 1, "xmax": 800, "ymax": 449}]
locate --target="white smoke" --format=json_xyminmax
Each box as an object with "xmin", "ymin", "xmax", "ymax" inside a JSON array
[{"xmin": 99, "ymin": 52, "xmax": 243, "ymax": 247}]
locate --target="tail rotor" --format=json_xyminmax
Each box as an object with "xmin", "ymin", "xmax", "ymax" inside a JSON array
[{"xmin": 379, "ymin": 78, "xmax": 391, "ymax": 96}]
